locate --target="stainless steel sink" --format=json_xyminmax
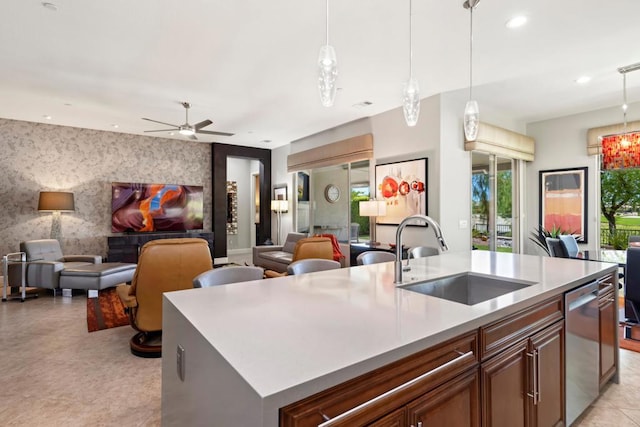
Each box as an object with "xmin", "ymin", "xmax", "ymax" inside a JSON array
[{"xmin": 400, "ymin": 272, "xmax": 536, "ymax": 305}]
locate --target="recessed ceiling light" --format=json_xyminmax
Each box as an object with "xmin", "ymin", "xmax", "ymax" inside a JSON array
[
  {"xmin": 260, "ymin": 139, "xmax": 272, "ymax": 144},
  {"xmin": 112, "ymin": 124, "xmax": 119, "ymax": 128},
  {"xmin": 505, "ymin": 15, "xmax": 527, "ymax": 29},
  {"xmin": 575, "ymin": 76, "xmax": 591, "ymax": 84},
  {"xmin": 43, "ymin": 115, "xmax": 52, "ymax": 120},
  {"xmin": 168, "ymin": 132, "xmax": 175, "ymax": 136},
  {"xmin": 41, "ymin": 2, "xmax": 58, "ymax": 11}
]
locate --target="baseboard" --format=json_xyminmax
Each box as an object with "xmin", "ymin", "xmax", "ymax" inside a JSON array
[
  {"xmin": 227, "ymin": 248, "xmax": 251, "ymax": 256},
  {"xmin": 213, "ymin": 257, "xmax": 229, "ymax": 265}
]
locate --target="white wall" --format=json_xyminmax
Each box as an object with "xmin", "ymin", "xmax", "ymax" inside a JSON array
[{"xmin": 524, "ymin": 101, "xmax": 640, "ymax": 254}]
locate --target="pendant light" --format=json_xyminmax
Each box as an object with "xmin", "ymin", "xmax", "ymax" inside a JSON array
[
  {"xmin": 402, "ymin": 0, "xmax": 420, "ymax": 127},
  {"xmin": 617, "ymin": 62, "xmax": 640, "ymax": 147},
  {"xmin": 620, "ymin": 72, "xmax": 630, "ymax": 147},
  {"xmin": 463, "ymin": 0, "xmax": 480, "ymax": 141},
  {"xmin": 318, "ymin": 0, "xmax": 338, "ymax": 107}
]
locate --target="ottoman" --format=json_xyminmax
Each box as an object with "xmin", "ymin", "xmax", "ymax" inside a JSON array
[{"xmin": 60, "ymin": 262, "xmax": 136, "ymax": 296}]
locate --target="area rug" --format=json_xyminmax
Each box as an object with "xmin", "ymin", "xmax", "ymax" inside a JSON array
[
  {"xmin": 618, "ymin": 296, "xmax": 640, "ymax": 353},
  {"xmin": 87, "ymin": 287, "xmax": 130, "ymax": 332},
  {"xmin": 619, "ymin": 324, "xmax": 640, "ymax": 352}
]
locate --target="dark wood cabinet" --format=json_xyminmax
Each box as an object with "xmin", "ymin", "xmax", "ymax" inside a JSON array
[
  {"xmin": 529, "ymin": 321, "xmax": 564, "ymax": 427},
  {"xmin": 480, "ymin": 296, "xmax": 565, "ymax": 427},
  {"xmin": 481, "ymin": 339, "xmax": 529, "ymax": 427},
  {"xmin": 406, "ymin": 369, "xmax": 480, "ymax": 427},
  {"xmin": 598, "ymin": 278, "xmax": 617, "ymax": 388},
  {"xmin": 280, "ymin": 332, "xmax": 478, "ymax": 427}
]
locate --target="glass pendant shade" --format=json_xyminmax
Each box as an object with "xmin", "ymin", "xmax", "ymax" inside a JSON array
[
  {"xmin": 402, "ymin": 78, "xmax": 420, "ymax": 127},
  {"xmin": 464, "ymin": 100, "xmax": 479, "ymax": 140},
  {"xmin": 318, "ymin": 44, "xmax": 338, "ymax": 107}
]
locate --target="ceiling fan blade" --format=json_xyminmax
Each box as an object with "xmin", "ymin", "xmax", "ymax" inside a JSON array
[
  {"xmin": 142, "ymin": 118, "xmax": 179, "ymax": 128},
  {"xmin": 144, "ymin": 128, "xmax": 178, "ymax": 133},
  {"xmin": 193, "ymin": 119, "xmax": 213, "ymax": 131},
  {"xmin": 188, "ymin": 134, "xmax": 198, "ymax": 141},
  {"xmin": 196, "ymin": 129, "xmax": 235, "ymax": 137}
]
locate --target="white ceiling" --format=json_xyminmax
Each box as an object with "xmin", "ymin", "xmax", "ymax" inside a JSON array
[{"xmin": 1, "ymin": 0, "xmax": 639, "ymax": 149}]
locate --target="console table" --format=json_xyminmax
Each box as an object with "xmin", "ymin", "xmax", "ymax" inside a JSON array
[{"xmin": 107, "ymin": 232, "xmax": 214, "ymax": 263}]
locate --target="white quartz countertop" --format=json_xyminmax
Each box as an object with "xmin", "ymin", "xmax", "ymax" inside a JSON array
[{"xmin": 164, "ymin": 251, "xmax": 617, "ymax": 411}]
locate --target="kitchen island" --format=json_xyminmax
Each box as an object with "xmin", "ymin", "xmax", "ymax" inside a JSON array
[{"xmin": 161, "ymin": 251, "xmax": 618, "ymax": 426}]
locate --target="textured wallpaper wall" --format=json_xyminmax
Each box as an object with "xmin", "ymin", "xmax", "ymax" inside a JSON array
[{"xmin": 0, "ymin": 118, "xmax": 212, "ymax": 258}]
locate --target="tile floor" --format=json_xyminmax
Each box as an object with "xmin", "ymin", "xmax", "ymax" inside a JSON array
[{"xmin": 1, "ymin": 285, "xmax": 639, "ymax": 426}]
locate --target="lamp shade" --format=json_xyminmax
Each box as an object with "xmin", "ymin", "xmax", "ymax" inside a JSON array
[
  {"xmin": 271, "ymin": 199, "xmax": 288, "ymax": 212},
  {"xmin": 38, "ymin": 191, "xmax": 75, "ymax": 212},
  {"xmin": 359, "ymin": 200, "xmax": 386, "ymax": 217}
]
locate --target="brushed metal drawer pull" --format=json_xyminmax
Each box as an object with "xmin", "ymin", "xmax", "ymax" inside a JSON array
[
  {"xmin": 318, "ymin": 409, "xmax": 331, "ymax": 421},
  {"xmin": 317, "ymin": 351, "xmax": 474, "ymax": 426}
]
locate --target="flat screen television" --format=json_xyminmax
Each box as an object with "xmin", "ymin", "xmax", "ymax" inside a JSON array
[{"xmin": 111, "ymin": 182, "xmax": 204, "ymax": 233}]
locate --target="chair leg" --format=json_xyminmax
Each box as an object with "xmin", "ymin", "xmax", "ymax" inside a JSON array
[{"xmin": 130, "ymin": 331, "xmax": 162, "ymax": 358}]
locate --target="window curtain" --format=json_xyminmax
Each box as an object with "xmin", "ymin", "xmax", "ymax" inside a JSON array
[
  {"xmin": 287, "ymin": 134, "xmax": 373, "ymax": 172},
  {"xmin": 464, "ymin": 122, "xmax": 535, "ymax": 161}
]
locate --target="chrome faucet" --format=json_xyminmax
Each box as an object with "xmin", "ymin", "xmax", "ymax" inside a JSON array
[{"xmin": 394, "ymin": 214, "xmax": 449, "ymax": 284}]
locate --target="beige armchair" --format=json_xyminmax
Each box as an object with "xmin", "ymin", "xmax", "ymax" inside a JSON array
[{"xmin": 20, "ymin": 239, "xmax": 102, "ymax": 293}]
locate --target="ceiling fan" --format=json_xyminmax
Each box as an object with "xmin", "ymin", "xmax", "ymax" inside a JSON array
[{"xmin": 142, "ymin": 102, "xmax": 234, "ymax": 140}]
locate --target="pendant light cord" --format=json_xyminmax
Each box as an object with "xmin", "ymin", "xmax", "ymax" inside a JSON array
[
  {"xmin": 469, "ymin": 5, "xmax": 474, "ymax": 100},
  {"xmin": 409, "ymin": 0, "xmax": 413, "ymax": 78},
  {"xmin": 623, "ymin": 72, "xmax": 628, "ymax": 134},
  {"xmin": 326, "ymin": 0, "xmax": 330, "ymax": 46}
]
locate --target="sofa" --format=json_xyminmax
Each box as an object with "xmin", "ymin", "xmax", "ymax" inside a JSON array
[
  {"xmin": 252, "ymin": 232, "xmax": 307, "ymax": 273},
  {"xmin": 253, "ymin": 232, "xmax": 349, "ymax": 273},
  {"xmin": 19, "ymin": 239, "xmax": 102, "ymax": 292}
]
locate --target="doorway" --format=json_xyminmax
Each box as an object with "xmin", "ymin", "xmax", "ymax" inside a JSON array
[{"xmin": 471, "ymin": 152, "xmax": 515, "ymax": 252}]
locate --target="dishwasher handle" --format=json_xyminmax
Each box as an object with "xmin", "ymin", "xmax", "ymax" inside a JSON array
[{"xmin": 566, "ymin": 281, "xmax": 599, "ymax": 311}]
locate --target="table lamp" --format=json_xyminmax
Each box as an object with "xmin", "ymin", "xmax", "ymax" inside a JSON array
[{"xmin": 38, "ymin": 191, "xmax": 75, "ymax": 243}]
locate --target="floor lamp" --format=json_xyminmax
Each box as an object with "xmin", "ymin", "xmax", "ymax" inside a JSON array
[
  {"xmin": 271, "ymin": 199, "xmax": 288, "ymax": 245},
  {"xmin": 38, "ymin": 191, "xmax": 75, "ymax": 244},
  {"xmin": 359, "ymin": 200, "xmax": 386, "ymax": 245}
]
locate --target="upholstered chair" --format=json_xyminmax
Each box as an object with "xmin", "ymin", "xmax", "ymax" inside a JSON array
[
  {"xmin": 193, "ymin": 266, "xmax": 264, "ymax": 287},
  {"xmin": 558, "ymin": 235, "xmax": 580, "ymax": 258},
  {"xmin": 408, "ymin": 246, "xmax": 440, "ymax": 259},
  {"xmin": 20, "ymin": 239, "xmax": 102, "ymax": 292},
  {"xmin": 287, "ymin": 259, "xmax": 341, "ymax": 275},
  {"xmin": 116, "ymin": 238, "xmax": 212, "ymax": 357},
  {"xmin": 545, "ymin": 237, "xmax": 569, "ymax": 258},
  {"xmin": 356, "ymin": 251, "xmax": 396, "ymax": 265}
]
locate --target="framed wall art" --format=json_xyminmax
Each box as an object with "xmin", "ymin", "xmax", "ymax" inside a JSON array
[
  {"xmin": 375, "ymin": 158, "xmax": 427, "ymax": 225},
  {"xmin": 539, "ymin": 167, "xmax": 588, "ymax": 242},
  {"xmin": 297, "ymin": 172, "xmax": 309, "ymax": 202}
]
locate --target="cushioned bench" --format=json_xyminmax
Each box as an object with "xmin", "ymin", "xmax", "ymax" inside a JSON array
[{"xmin": 59, "ymin": 262, "xmax": 136, "ymax": 292}]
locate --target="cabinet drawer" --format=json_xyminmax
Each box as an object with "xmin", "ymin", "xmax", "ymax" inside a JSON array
[
  {"xmin": 480, "ymin": 295, "xmax": 563, "ymax": 361},
  {"xmin": 280, "ymin": 331, "xmax": 479, "ymax": 427}
]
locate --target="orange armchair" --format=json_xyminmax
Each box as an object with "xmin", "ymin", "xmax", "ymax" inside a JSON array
[
  {"xmin": 117, "ymin": 238, "xmax": 212, "ymax": 357},
  {"xmin": 264, "ymin": 237, "xmax": 334, "ymax": 278}
]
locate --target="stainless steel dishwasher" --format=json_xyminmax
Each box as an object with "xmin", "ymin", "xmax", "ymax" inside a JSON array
[{"xmin": 565, "ymin": 280, "xmax": 600, "ymax": 426}]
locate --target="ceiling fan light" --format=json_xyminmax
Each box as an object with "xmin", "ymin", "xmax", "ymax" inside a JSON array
[
  {"xmin": 402, "ymin": 78, "xmax": 420, "ymax": 127},
  {"xmin": 464, "ymin": 100, "xmax": 479, "ymax": 141},
  {"xmin": 179, "ymin": 127, "xmax": 195, "ymax": 136},
  {"xmin": 318, "ymin": 44, "xmax": 338, "ymax": 107}
]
